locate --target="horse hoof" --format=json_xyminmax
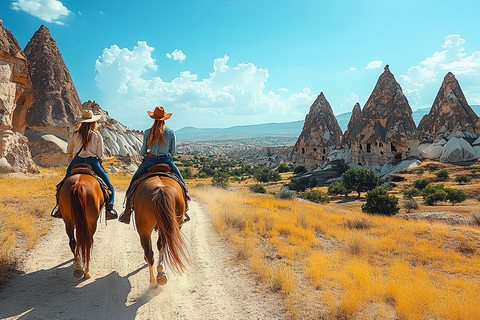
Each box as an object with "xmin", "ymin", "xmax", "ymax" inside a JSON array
[
  {"xmin": 83, "ymin": 272, "xmax": 91, "ymax": 280},
  {"xmin": 73, "ymin": 266, "xmax": 84, "ymax": 278},
  {"xmin": 157, "ymin": 272, "xmax": 168, "ymax": 285}
]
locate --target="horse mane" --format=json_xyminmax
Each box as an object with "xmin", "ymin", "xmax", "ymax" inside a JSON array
[
  {"xmin": 152, "ymin": 185, "xmax": 188, "ymax": 273},
  {"xmin": 70, "ymin": 183, "xmax": 92, "ymax": 270}
]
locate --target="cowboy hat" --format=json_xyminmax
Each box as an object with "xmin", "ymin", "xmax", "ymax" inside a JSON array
[
  {"xmin": 76, "ymin": 110, "xmax": 101, "ymax": 123},
  {"xmin": 148, "ymin": 106, "xmax": 172, "ymax": 120}
]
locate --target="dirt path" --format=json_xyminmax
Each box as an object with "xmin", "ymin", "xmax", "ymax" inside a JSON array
[{"xmin": 0, "ymin": 192, "xmax": 286, "ymax": 320}]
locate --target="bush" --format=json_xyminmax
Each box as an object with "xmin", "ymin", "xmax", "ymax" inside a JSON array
[
  {"xmin": 445, "ymin": 188, "xmax": 468, "ymax": 205},
  {"xmin": 180, "ymin": 167, "xmax": 193, "ymax": 179},
  {"xmin": 328, "ymin": 181, "xmax": 350, "ymax": 197},
  {"xmin": 455, "ymin": 175, "xmax": 472, "ymax": 184},
  {"xmin": 361, "ymin": 186, "xmax": 400, "ymax": 216},
  {"xmin": 435, "ymin": 169, "xmax": 450, "ymax": 180},
  {"xmin": 300, "ymin": 190, "xmax": 330, "ymax": 204},
  {"xmin": 471, "ymin": 169, "xmax": 480, "ymax": 175},
  {"xmin": 249, "ymin": 184, "xmax": 267, "ymax": 194},
  {"xmin": 275, "ymin": 189, "xmax": 296, "ymax": 199},
  {"xmin": 289, "ymin": 177, "xmax": 317, "ymax": 192},
  {"xmin": 413, "ymin": 179, "xmax": 430, "ymax": 190},
  {"xmin": 416, "ymin": 167, "xmax": 425, "ymax": 175},
  {"xmin": 422, "ymin": 183, "xmax": 447, "ymax": 205},
  {"xmin": 253, "ymin": 167, "xmax": 281, "ymax": 183},
  {"xmin": 293, "ymin": 166, "xmax": 306, "ymax": 175},
  {"xmin": 403, "ymin": 199, "xmax": 419, "ymax": 213},
  {"xmin": 211, "ymin": 172, "xmax": 230, "ymax": 188},
  {"xmin": 402, "ymin": 187, "xmax": 421, "ymax": 199},
  {"xmin": 342, "ymin": 167, "xmax": 379, "ymax": 197},
  {"xmin": 276, "ymin": 165, "xmax": 291, "ymax": 173}
]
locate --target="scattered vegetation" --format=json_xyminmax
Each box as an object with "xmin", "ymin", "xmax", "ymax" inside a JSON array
[
  {"xmin": 435, "ymin": 169, "xmax": 450, "ymax": 180},
  {"xmin": 403, "ymin": 199, "xmax": 419, "ymax": 213},
  {"xmin": 327, "ymin": 180, "xmax": 350, "ymax": 197},
  {"xmin": 274, "ymin": 189, "xmax": 296, "ymax": 199},
  {"xmin": 455, "ymin": 174, "xmax": 472, "ymax": 184},
  {"xmin": 416, "ymin": 167, "xmax": 425, "ymax": 175},
  {"xmin": 299, "ymin": 190, "xmax": 330, "ymax": 204},
  {"xmin": 288, "ymin": 177, "xmax": 317, "ymax": 192},
  {"xmin": 413, "ymin": 179, "xmax": 430, "ymax": 190},
  {"xmin": 361, "ymin": 185, "xmax": 400, "ymax": 215},
  {"xmin": 402, "ymin": 187, "xmax": 421, "ymax": 199},
  {"xmin": 342, "ymin": 167, "xmax": 379, "ymax": 197},
  {"xmin": 249, "ymin": 184, "xmax": 267, "ymax": 194}
]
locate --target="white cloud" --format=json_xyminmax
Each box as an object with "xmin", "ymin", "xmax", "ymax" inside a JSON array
[
  {"xmin": 278, "ymin": 88, "xmax": 290, "ymax": 92},
  {"xmin": 95, "ymin": 42, "xmax": 316, "ymax": 129},
  {"xmin": 166, "ymin": 49, "xmax": 186, "ymax": 63},
  {"xmin": 340, "ymin": 92, "xmax": 359, "ymax": 109},
  {"xmin": 400, "ymin": 34, "xmax": 480, "ymax": 110},
  {"xmin": 11, "ymin": 0, "xmax": 70, "ymax": 25},
  {"xmin": 366, "ymin": 60, "xmax": 383, "ymax": 69}
]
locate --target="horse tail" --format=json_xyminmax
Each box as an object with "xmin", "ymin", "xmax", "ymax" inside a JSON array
[
  {"xmin": 71, "ymin": 183, "xmax": 92, "ymax": 269},
  {"xmin": 153, "ymin": 185, "xmax": 188, "ymax": 273}
]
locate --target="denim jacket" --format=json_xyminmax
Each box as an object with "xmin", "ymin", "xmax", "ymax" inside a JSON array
[{"xmin": 140, "ymin": 127, "xmax": 176, "ymax": 156}]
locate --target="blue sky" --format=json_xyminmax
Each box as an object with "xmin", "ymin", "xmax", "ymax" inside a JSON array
[{"xmin": 2, "ymin": 0, "xmax": 480, "ymax": 131}]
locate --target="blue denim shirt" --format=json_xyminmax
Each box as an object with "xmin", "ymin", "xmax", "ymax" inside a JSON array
[{"xmin": 140, "ymin": 127, "xmax": 176, "ymax": 156}]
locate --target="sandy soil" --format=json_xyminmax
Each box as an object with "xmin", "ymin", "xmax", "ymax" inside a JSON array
[{"xmin": 0, "ymin": 192, "xmax": 286, "ymax": 320}]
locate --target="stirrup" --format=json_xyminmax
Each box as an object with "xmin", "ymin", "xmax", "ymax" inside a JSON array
[
  {"xmin": 118, "ymin": 209, "xmax": 131, "ymax": 224},
  {"xmin": 106, "ymin": 208, "xmax": 118, "ymax": 220},
  {"xmin": 52, "ymin": 209, "xmax": 62, "ymax": 219}
]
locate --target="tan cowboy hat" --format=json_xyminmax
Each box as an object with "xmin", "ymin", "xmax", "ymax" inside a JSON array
[
  {"xmin": 148, "ymin": 106, "xmax": 172, "ymax": 120},
  {"xmin": 76, "ymin": 110, "xmax": 101, "ymax": 123}
]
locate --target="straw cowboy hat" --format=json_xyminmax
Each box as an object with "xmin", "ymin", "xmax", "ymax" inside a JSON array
[
  {"xmin": 148, "ymin": 106, "xmax": 172, "ymax": 120},
  {"xmin": 76, "ymin": 110, "xmax": 101, "ymax": 123}
]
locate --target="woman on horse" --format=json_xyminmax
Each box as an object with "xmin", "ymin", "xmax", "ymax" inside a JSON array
[
  {"xmin": 54, "ymin": 110, "xmax": 117, "ymax": 220},
  {"xmin": 119, "ymin": 106, "xmax": 188, "ymax": 224}
]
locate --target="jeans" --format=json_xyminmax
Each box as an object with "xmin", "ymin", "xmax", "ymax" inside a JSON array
[
  {"xmin": 66, "ymin": 156, "xmax": 115, "ymax": 209},
  {"xmin": 126, "ymin": 155, "xmax": 186, "ymax": 195}
]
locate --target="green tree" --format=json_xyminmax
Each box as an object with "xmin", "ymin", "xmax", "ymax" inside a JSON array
[
  {"xmin": 328, "ymin": 181, "xmax": 350, "ymax": 197},
  {"xmin": 289, "ymin": 177, "xmax": 316, "ymax": 192},
  {"xmin": 435, "ymin": 169, "xmax": 450, "ymax": 180},
  {"xmin": 211, "ymin": 172, "xmax": 230, "ymax": 188},
  {"xmin": 300, "ymin": 190, "xmax": 330, "ymax": 204},
  {"xmin": 445, "ymin": 188, "xmax": 468, "ymax": 205},
  {"xmin": 403, "ymin": 199, "xmax": 419, "ymax": 213},
  {"xmin": 254, "ymin": 168, "xmax": 281, "ymax": 183},
  {"xmin": 249, "ymin": 184, "xmax": 267, "ymax": 194},
  {"xmin": 293, "ymin": 166, "xmax": 306, "ymax": 175},
  {"xmin": 402, "ymin": 187, "xmax": 421, "ymax": 199},
  {"xmin": 180, "ymin": 167, "xmax": 193, "ymax": 179},
  {"xmin": 361, "ymin": 186, "xmax": 400, "ymax": 216},
  {"xmin": 342, "ymin": 167, "xmax": 379, "ymax": 197},
  {"xmin": 413, "ymin": 179, "xmax": 430, "ymax": 190},
  {"xmin": 276, "ymin": 165, "xmax": 291, "ymax": 173},
  {"xmin": 422, "ymin": 183, "xmax": 447, "ymax": 205}
]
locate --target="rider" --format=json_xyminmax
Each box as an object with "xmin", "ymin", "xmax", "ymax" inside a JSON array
[
  {"xmin": 53, "ymin": 110, "xmax": 118, "ymax": 220},
  {"xmin": 118, "ymin": 106, "xmax": 188, "ymax": 224}
]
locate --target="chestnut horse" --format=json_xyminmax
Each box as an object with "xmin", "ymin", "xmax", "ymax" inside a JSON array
[
  {"xmin": 133, "ymin": 175, "xmax": 188, "ymax": 287},
  {"xmin": 58, "ymin": 174, "xmax": 104, "ymax": 279}
]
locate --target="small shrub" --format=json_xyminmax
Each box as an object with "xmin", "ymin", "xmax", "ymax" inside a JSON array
[
  {"xmin": 413, "ymin": 179, "xmax": 430, "ymax": 190},
  {"xmin": 293, "ymin": 166, "xmax": 306, "ymax": 175},
  {"xmin": 300, "ymin": 190, "xmax": 330, "ymax": 204},
  {"xmin": 211, "ymin": 172, "xmax": 230, "ymax": 188},
  {"xmin": 416, "ymin": 167, "xmax": 425, "ymax": 175},
  {"xmin": 328, "ymin": 181, "xmax": 350, "ymax": 197},
  {"xmin": 422, "ymin": 183, "xmax": 447, "ymax": 205},
  {"xmin": 471, "ymin": 212, "xmax": 480, "ymax": 226},
  {"xmin": 445, "ymin": 188, "xmax": 468, "ymax": 205},
  {"xmin": 361, "ymin": 186, "xmax": 400, "ymax": 216},
  {"xmin": 289, "ymin": 177, "xmax": 316, "ymax": 192},
  {"xmin": 435, "ymin": 169, "xmax": 450, "ymax": 180},
  {"xmin": 0, "ymin": 166, "xmax": 13, "ymax": 174},
  {"xmin": 390, "ymin": 175, "xmax": 406, "ymax": 182},
  {"xmin": 276, "ymin": 165, "xmax": 291, "ymax": 173},
  {"xmin": 455, "ymin": 175, "xmax": 472, "ymax": 184},
  {"xmin": 343, "ymin": 217, "xmax": 372, "ymax": 230},
  {"xmin": 275, "ymin": 189, "xmax": 296, "ymax": 199},
  {"xmin": 471, "ymin": 169, "xmax": 480, "ymax": 175},
  {"xmin": 403, "ymin": 199, "xmax": 419, "ymax": 213},
  {"xmin": 249, "ymin": 184, "xmax": 267, "ymax": 194},
  {"xmin": 402, "ymin": 187, "xmax": 421, "ymax": 199}
]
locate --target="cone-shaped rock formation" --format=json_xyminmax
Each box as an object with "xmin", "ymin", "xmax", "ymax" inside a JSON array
[
  {"xmin": 342, "ymin": 102, "xmax": 361, "ymax": 146},
  {"xmin": 349, "ymin": 65, "xmax": 419, "ymax": 166},
  {"xmin": 418, "ymin": 72, "xmax": 478, "ymax": 135},
  {"xmin": 293, "ymin": 92, "xmax": 343, "ymax": 171}
]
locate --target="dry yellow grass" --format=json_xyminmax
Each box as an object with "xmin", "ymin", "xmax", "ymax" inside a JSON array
[{"xmin": 192, "ymin": 185, "xmax": 480, "ymax": 319}]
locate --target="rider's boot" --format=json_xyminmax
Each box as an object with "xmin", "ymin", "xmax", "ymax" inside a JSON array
[
  {"xmin": 118, "ymin": 198, "xmax": 132, "ymax": 224},
  {"xmin": 106, "ymin": 204, "xmax": 118, "ymax": 220}
]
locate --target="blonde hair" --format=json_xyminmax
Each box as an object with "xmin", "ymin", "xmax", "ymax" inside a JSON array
[
  {"xmin": 148, "ymin": 120, "xmax": 166, "ymax": 149},
  {"xmin": 75, "ymin": 122, "xmax": 97, "ymax": 151}
]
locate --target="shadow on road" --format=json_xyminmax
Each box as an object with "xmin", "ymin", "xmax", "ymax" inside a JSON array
[{"xmin": 0, "ymin": 260, "xmax": 156, "ymax": 320}]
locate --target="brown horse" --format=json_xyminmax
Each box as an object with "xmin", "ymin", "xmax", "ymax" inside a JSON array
[
  {"xmin": 133, "ymin": 175, "xmax": 188, "ymax": 287},
  {"xmin": 58, "ymin": 174, "xmax": 104, "ymax": 279}
]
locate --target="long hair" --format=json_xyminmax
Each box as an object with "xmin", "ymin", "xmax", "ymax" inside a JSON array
[
  {"xmin": 75, "ymin": 122, "xmax": 96, "ymax": 151},
  {"xmin": 148, "ymin": 120, "xmax": 166, "ymax": 149}
]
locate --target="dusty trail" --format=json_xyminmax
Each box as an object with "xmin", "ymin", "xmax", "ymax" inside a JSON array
[{"xmin": 0, "ymin": 192, "xmax": 286, "ymax": 320}]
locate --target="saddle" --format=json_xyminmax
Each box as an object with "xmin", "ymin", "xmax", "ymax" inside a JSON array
[
  {"xmin": 54, "ymin": 164, "xmax": 111, "ymax": 210},
  {"xmin": 126, "ymin": 165, "xmax": 189, "ymax": 213}
]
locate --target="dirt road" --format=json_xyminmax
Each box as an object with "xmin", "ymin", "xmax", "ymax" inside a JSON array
[{"xmin": 0, "ymin": 192, "xmax": 286, "ymax": 320}]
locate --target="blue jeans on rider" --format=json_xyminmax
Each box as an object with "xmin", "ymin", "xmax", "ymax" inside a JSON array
[
  {"xmin": 67, "ymin": 156, "xmax": 115, "ymax": 210},
  {"xmin": 126, "ymin": 155, "xmax": 186, "ymax": 196}
]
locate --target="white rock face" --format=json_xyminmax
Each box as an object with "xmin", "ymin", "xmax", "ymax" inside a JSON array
[
  {"xmin": 439, "ymin": 137, "xmax": 475, "ymax": 162},
  {"xmin": 377, "ymin": 159, "xmax": 421, "ymax": 180}
]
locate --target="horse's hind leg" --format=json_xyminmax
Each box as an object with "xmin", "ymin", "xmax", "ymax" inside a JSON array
[
  {"xmin": 156, "ymin": 237, "xmax": 167, "ymax": 285},
  {"xmin": 140, "ymin": 234, "xmax": 156, "ymax": 287},
  {"xmin": 66, "ymin": 222, "xmax": 83, "ymax": 278}
]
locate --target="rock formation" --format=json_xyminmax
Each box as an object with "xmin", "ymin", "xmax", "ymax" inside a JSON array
[
  {"xmin": 0, "ymin": 18, "xmax": 37, "ymax": 172},
  {"xmin": 418, "ymin": 72, "xmax": 479, "ymax": 136},
  {"xmin": 342, "ymin": 102, "xmax": 361, "ymax": 146},
  {"xmin": 23, "ymin": 25, "xmax": 82, "ymax": 141},
  {"xmin": 348, "ymin": 65, "xmax": 419, "ymax": 166},
  {"xmin": 292, "ymin": 92, "xmax": 343, "ymax": 171}
]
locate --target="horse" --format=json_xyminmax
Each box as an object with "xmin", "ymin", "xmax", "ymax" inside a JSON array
[
  {"xmin": 58, "ymin": 174, "xmax": 104, "ymax": 279},
  {"xmin": 132, "ymin": 175, "xmax": 188, "ymax": 287}
]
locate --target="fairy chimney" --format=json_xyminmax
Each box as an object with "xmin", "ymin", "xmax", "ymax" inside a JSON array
[
  {"xmin": 349, "ymin": 65, "xmax": 419, "ymax": 166},
  {"xmin": 342, "ymin": 102, "xmax": 361, "ymax": 146},
  {"xmin": 292, "ymin": 92, "xmax": 343, "ymax": 171},
  {"xmin": 23, "ymin": 25, "xmax": 82, "ymax": 141},
  {"xmin": 418, "ymin": 72, "xmax": 479, "ymax": 136},
  {"xmin": 0, "ymin": 18, "xmax": 37, "ymax": 172}
]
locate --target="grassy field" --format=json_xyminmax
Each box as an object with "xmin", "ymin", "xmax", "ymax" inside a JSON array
[{"xmin": 2, "ymin": 158, "xmax": 480, "ymax": 320}]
